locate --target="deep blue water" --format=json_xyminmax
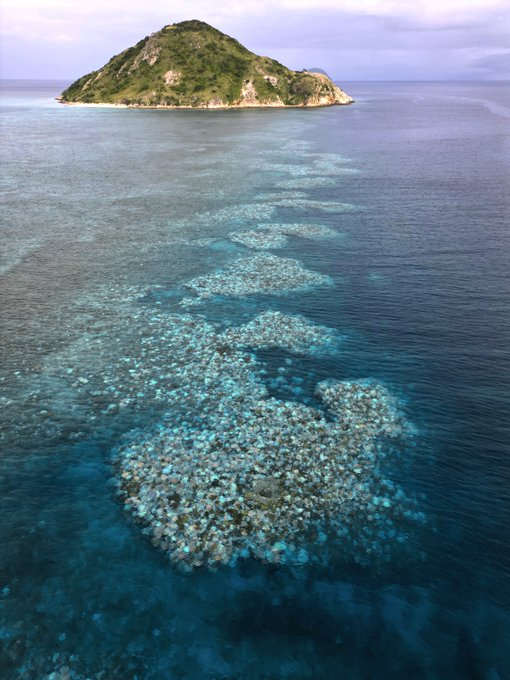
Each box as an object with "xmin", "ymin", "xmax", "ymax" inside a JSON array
[{"xmin": 0, "ymin": 80, "xmax": 509, "ymax": 678}]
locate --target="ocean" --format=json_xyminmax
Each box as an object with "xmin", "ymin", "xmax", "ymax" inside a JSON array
[{"xmin": 0, "ymin": 79, "xmax": 509, "ymax": 679}]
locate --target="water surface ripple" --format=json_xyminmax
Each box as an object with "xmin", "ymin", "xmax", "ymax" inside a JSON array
[{"xmin": 0, "ymin": 80, "xmax": 509, "ymax": 679}]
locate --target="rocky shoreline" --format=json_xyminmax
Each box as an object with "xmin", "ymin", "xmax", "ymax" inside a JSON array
[{"xmin": 56, "ymin": 98, "xmax": 354, "ymax": 110}]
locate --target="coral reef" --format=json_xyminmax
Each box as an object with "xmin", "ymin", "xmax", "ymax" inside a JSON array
[
  {"xmin": 114, "ymin": 378, "xmax": 420, "ymax": 571},
  {"xmin": 182, "ymin": 254, "xmax": 332, "ymax": 301}
]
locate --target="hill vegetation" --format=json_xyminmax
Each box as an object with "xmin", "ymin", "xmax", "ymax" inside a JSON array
[{"xmin": 60, "ymin": 20, "xmax": 353, "ymax": 108}]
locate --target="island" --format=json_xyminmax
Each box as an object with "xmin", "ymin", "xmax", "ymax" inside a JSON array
[{"xmin": 58, "ymin": 19, "xmax": 353, "ymax": 109}]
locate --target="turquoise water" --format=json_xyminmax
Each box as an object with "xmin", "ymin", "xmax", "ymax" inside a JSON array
[{"xmin": 0, "ymin": 80, "xmax": 509, "ymax": 678}]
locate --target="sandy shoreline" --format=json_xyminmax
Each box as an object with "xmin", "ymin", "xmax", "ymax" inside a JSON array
[{"xmin": 56, "ymin": 99, "xmax": 354, "ymax": 110}]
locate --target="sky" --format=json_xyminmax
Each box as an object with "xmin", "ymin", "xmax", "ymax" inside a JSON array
[{"xmin": 1, "ymin": 0, "xmax": 509, "ymax": 81}]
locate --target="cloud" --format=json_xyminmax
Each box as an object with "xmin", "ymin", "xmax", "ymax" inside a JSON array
[
  {"xmin": 255, "ymin": 0, "xmax": 509, "ymax": 32},
  {"xmin": 3, "ymin": 0, "xmax": 508, "ymax": 35},
  {"xmin": 1, "ymin": 0, "xmax": 508, "ymax": 79},
  {"xmin": 470, "ymin": 50, "xmax": 510, "ymax": 75}
]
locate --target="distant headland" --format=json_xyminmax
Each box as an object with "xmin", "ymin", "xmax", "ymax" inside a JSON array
[{"xmin": 58, "ymin": 20, "xmax": 353, "ymax": 109}]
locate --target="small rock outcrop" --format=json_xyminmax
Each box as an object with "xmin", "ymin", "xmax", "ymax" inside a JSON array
[{"xmin": 59, "ymin": 20, "xmax": 353, "ymax": 109}]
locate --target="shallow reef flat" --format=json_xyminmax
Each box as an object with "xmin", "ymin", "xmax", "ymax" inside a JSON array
[
  {"xmin": 309, "ymin": 161, "xmax": 359, "ymax": 176},
  {"xmin": 0, "ymin": 137, "xmax": 423, "ymax": 590},
  {"xmin": 182, "ymin": 253, "xmax": 333, "ymax": 302},
  {"xmin": 53, "ymin": 300, "xmax": 266, "ymax": 423},
  {"xmin": 306, "ymin": 152, "xmax": 354, "ymax": 165},
  {"xmin": 181, "ymin": 203, "xmax": 277, "ymax": 228},
  {"xmin": 315, "ymin": 166, "xmax": 360, "ymax": 175},
  {"xmin": 221, "ymin": 310, "xmax": 341, "ymax": 355},
  {"xmin": 228, "ymin": 230, "xmax": 288, "ymax": 250},
  {"xmin": 19, "ymin": 277, "xmax": 423, "ymax": 574},
  {"xmin": 273, "ymin": 199, "xmax": 357, "ymax": 212},
  {"xmin": 262, "ymin": 162, "xmax": 314, "ymax": 176},
  {"xmin": 265, "ymin": 222, "xmax": 338, "ymax": 239},
  {"xmin": 17, "ymin": 295, "xmax": 338, "ymax": 438},
  {"xmin": 255, "ymin": 191, "xmax": 308, "ymax": 202},
  {"xmin": 260, "ymin": 157, "xmax": 356, "ymax": 178},
  {"xmin": 110, "ymin": 205, "xmax": 425, "ymax": 571},
  {"xmin": 114, "ymin": 379, "xmax": 422, "ymax": 571},
  {"xmin": 41, "ymin": 194, "xmax": 424, "ymax": 576},
  {"xmin": 168, "ymin": 203, "xmax": 280, "ymax": 244},
  {"xmin": 276, "ymin": 177, "xmax": 338, "ymax": 189},
  {"xmin": 228, "ymin": 222, "xmax": 338, "ymax": 251}
]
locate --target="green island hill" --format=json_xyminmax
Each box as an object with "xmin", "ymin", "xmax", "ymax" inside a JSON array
[{"xmin": 58, "ymin": 20, "xmax": 353, "ymax": 109}]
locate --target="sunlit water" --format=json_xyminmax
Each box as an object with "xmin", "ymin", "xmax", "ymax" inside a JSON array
[{"xmin": 1, "ymin": 80, "xmax": 509, "ymax": 678}]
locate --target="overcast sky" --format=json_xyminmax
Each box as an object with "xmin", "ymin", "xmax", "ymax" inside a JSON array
[{"xmin": 1, "ymin": 0, "xmax": 509, "ymax": 81}]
